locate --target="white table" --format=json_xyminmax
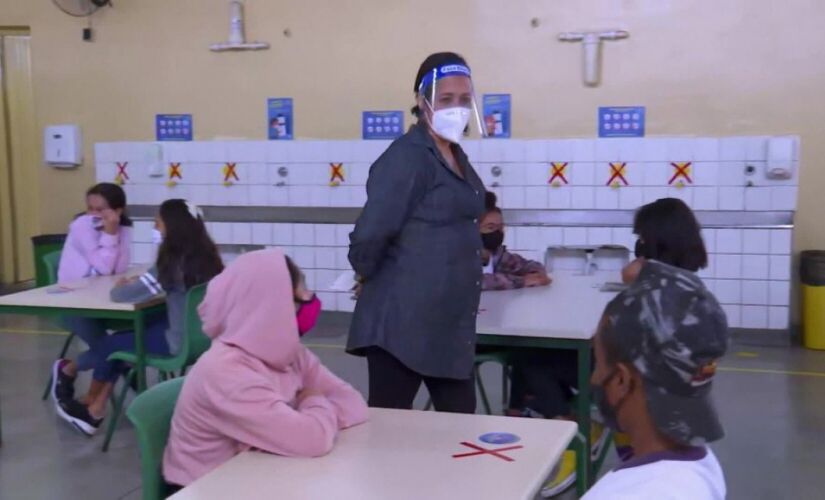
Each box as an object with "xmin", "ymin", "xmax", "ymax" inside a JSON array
[
  {"xmin": 170, "ymin": 408, "xmax": 577, "ymax": 500},
  {"xmin": 476, "ymin": 270, "xmax": 621, "ymax": 494},
  {"xmin": 0, "ymin": 266, "xmax": 164, "ymax": 392}
]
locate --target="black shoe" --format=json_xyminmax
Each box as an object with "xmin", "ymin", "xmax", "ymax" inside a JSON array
[
  {"xmin": 51, "ymin": 359, "xmax": 75, "ymax": 405},
  {"xmin": 56, "ymin": 399, "xmax": 103, "ymax": 437}
]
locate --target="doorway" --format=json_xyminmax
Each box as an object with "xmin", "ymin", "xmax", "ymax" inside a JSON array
[{"xmin": 0, "ymin": 28, "xmax": 39, "ymax": 284}]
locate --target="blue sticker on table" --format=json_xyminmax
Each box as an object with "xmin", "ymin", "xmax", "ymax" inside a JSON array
[
  {"xmin": 479, "ymin": 432, "xmax": 521, "ymax": 445},
  {"xmin": 598, "ymin": 106, "xmax": 645, "ymax": 138},
  {"xmin": 362, "ymin": 111, "xmax": 403, "ymax": 140},
  {"xmin": 482, "ymin": 94, "xmax": 511, "ymax": 138},
  {"xmin": 268, "ymin": 98, "xmax": 294, "ymax": 140},
  {"xmin": 156, "ymin": 114, "xmax": 193, "ymax": 141}
]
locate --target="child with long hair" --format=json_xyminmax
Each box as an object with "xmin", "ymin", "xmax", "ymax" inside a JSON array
[{"xmin": 53, "ymin": 199, "xmax": 224, "ymax": 435}]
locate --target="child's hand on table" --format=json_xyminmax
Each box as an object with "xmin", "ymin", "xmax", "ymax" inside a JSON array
[
  {"xmin": 525, "ymin": 272, "xmax": 552, "ymax": 287},
  {"xmin": 114, "ymin": 275, "xmax": 139, "ymax": 287}
]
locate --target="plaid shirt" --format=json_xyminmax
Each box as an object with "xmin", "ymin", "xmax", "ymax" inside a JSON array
[{"xmin": 482, "ymin": 247, "xmax": 546, "ymax": 291}]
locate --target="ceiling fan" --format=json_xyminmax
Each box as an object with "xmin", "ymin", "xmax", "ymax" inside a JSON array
[{"xmin": 51, "ymin": 0, "xmax": 112, "ymax": 18}]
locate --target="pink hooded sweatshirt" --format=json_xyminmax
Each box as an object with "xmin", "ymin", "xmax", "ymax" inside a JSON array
[
  {"xmin": 58, "ymin": 214, "xmax": 131, "ymax": 284},
  {"xmin": 162, "ymin": 249, "xmax": 369, "ymax": 487}
]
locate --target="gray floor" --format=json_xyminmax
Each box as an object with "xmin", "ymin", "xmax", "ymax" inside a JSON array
[{"xmin": 2, "ymin": 313, "xmax": 825, "ymax": 500}]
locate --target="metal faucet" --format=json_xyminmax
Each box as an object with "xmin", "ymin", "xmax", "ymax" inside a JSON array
[{"xmin": 584, "ymin": 249, "xmax": 598, "ymax": 276}]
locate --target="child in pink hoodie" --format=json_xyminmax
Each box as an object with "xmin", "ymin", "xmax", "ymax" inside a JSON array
[{"xmin": 163, "ymin": 249, "xmax": 369, "ymax": 487}]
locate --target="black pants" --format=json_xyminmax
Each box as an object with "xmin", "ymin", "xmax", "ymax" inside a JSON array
[
  {"xmin": 366, "ymin": 347, "xmax": 476, "ymax": 414},
  {"xmin": 508, "ymin": 349, "xmax": 579, "ymax": 418}
]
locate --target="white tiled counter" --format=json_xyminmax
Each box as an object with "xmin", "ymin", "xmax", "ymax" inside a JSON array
[{"xmin": 97, "ymin": 136, "xmax": 799, "ymax": 334}]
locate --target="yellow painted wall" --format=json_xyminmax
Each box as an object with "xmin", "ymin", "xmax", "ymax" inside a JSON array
[{"xmin": 2, "ymin": 0, "xmax": 824, "ymax": 251}]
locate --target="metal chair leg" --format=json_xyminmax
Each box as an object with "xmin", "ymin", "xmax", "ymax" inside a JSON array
[
  {"xmin": 102, "ymin": 369, "xmax": 133, "ymax": 452},
  {"xmin": 41, "ymin": 334, "xmax": 76, "ymax": 400},
  {"xmin": 475, "ymin": 365, "xmax": 493, "ymax": 415}
]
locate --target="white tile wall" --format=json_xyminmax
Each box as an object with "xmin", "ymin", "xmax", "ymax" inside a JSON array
[{"xmin": 105, "ymin": 136, "xmax": 798, "ymax": 321}]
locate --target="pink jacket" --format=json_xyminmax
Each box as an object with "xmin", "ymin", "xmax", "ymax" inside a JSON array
[
  {"xmin": 57, "ymin": 214, "xmax": 131, "ymax": 284},
  {"xmin": 163, "ymin": 249, "xmax": 369, "ymax": 487}
]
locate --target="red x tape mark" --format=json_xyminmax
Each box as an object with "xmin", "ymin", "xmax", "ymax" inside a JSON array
[
  {"xmin": 116, "ymin": 162, "xmax": 129, "ymax": 180},
  {"xmin": 452, "ymin": 441, "xmax": 524, "ymax": 462},
  {"xmin": 223, "ymin": 163, "xmax": 239, "ymax": 182},
  {"xmin": 548, "ymin": 162, "xmax": 569, "ymax": 185},
  {"xmin": 606, "ymin": 162, "xmax": 628, "ymax": 186},
  {"xmin": 668, "ymin": 162, "xmax": 692, "ymax": 185},
  {"xmin": 330, "ymin": 163, "xmax": 345, "ymax": 183},
  {"xmin": 169, "ymin": 163, "xmax": 182, "ymax": 180}
]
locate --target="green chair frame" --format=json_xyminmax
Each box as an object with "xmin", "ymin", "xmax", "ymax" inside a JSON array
[
  {"xmin": 126, "ymin": 377, "xmax": 185, "ymax": 500},
  {"xmin": 102, "ymin": 283, "xmax": 209, "ymax": 451}
]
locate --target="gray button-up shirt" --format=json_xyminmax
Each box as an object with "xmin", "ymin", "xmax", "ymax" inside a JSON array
[{"xmin": 346, "ymin": 124, "xmax": 485, "ymax": 380}]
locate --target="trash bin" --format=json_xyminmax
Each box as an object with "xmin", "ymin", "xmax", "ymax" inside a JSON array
[
  {"xmin": 801, "ymin": 250, "xmax": 825, "ymax": 350},
  {"xmin": 31, "ymin": 234, "xmax": 66, "ymax": 287}
]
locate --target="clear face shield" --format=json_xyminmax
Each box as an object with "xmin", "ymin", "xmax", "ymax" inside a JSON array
[{"xmin": 417, "ymin": 64, "xmax": 486, "ymax": 143}]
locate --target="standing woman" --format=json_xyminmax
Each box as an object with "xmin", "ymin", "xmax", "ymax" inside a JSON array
[{"xmin": 347, "ymin": 52, "xmax": 486, "ymax": 413}]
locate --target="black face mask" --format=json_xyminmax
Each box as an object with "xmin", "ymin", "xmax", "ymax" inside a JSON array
[
  {"xmin": 592, "ymin": 369, "xmax": 622, "ymax": 432},
  {"xmin": 634, "ymin": 238, "xmax": 655, "ymax": 260},
  {"xmin": 481, "ymin": 230, "xmax": 504, "ymax": 251}
]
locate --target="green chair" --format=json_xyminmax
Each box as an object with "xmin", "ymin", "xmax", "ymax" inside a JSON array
[
  {"xmin": 103, "ymin": 283, "xmax": 209, "ymax": 451},
  {"xmin": 41, "ymin": 250, "xmax": 77, "ymax": 401},
  {"xmin": 126, "ymin": 377, "xmax": 185, "ymax": 500}
]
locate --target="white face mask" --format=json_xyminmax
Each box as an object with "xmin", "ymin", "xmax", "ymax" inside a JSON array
[
  {"xmin": 426, "ymin": 102, "xmax": 471, "ymax": 144},
  {"xmin": 151, "ymin": 229, "xmax": 164, "ymax": 245}
]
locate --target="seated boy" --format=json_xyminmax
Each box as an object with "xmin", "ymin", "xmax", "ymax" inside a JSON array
[{"xmin": 584, "ymin": 260, "xmax": 728, "ymax": 499}]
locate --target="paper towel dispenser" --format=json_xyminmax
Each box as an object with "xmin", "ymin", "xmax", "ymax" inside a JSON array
[
  {"xmin": 766, "ymin": 136, "xmax": 796, "ymax": 180},
  {"xmin": 44, "ymin": 124, "xmax": 82, "ymax": 167}
]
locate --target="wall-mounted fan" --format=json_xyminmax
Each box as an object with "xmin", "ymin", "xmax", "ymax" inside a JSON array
[{"xmin": 51, "ymin": 0, "xmax": 111, "ymax": 18}]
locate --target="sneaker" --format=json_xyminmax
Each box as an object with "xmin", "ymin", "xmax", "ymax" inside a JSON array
[
  {"xmin": 540, "ymin": 450, "xmax": 576, "ymax": 497},
  {"xmin": 55, "ymin": 399, "xmax": 103, "ymax": 437},
  {"xmin": 51, "ymin": 359, "xmax": 75, "ymax": 405}
]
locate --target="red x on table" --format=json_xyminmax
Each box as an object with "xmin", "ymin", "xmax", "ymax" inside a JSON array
[{"xmin": 452, "ymin": 441, "xmax": 524, "ymax": 462}]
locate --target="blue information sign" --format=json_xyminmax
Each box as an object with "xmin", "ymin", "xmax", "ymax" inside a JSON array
[
  {"xmin": 156, "ymin": 114, "xmax": 193, "ymax": 141},
  {"xmin": 268, "ymin": 98, "xmax": 294, "ymax": 140},
  {"xmin": 362, "ymin": 111, "xmax": 403, "ymax": 140},
  {"xmin": 598, "ymin": 106, "xmax": 645, "ymax": 138}
]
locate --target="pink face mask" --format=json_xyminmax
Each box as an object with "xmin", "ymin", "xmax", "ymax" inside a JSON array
[{"xmin": 296, "ymin": 295, "xmax": 322, "ymax": 336}]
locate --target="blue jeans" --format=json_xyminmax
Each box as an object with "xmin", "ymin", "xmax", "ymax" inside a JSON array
[
  {"xmin": 62, "ymin": 317, "xmax": 108, "ymax": 376},
  {"xmin": 64, "ymin": 317, "xmax": 170, "ymax": 382},
  {"xmin": 96, "ymin": 319, "xmax": 171, "ymax": 383}
]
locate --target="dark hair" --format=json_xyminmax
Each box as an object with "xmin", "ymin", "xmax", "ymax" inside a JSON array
[
  {"xmin": 484, "ymin": 191, "xmax": 501, "ymax": 215},
  {"xmin": 86, "ymin": 183, "xmax": 132, "ymax": 227},
  {"xmin": 155, "ymin": 199, "xmax": 223, "ymax": 290},
  {"xmin": 284, "ymin": 255, "xmax": 304, "ymax": 292},
  {"xmin": 411, "ymin": 52, "xmax": 469, "ymax": 119},
  {"xmin": 633, "ymin": 198, "xmax": 707, "ymax": 272}
]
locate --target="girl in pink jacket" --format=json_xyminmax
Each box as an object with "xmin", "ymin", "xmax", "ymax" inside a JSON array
[{"xmin": 163, "ymin": 249, "xmax": 369, "ymax": 488}]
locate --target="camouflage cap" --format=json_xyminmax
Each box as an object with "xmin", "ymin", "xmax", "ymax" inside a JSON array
[{"xmin": 602, "ymin": 260, "xmax": 729, "ymax": 445}]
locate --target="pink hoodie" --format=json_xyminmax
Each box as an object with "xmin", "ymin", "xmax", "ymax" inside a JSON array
[
  {"xmin": 58, "ymin": 214, "xmax": 131, "ymax": 284},
  {"xmin": 162, "ymin": 249, "xmax": 369, "ymax": 487}
]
